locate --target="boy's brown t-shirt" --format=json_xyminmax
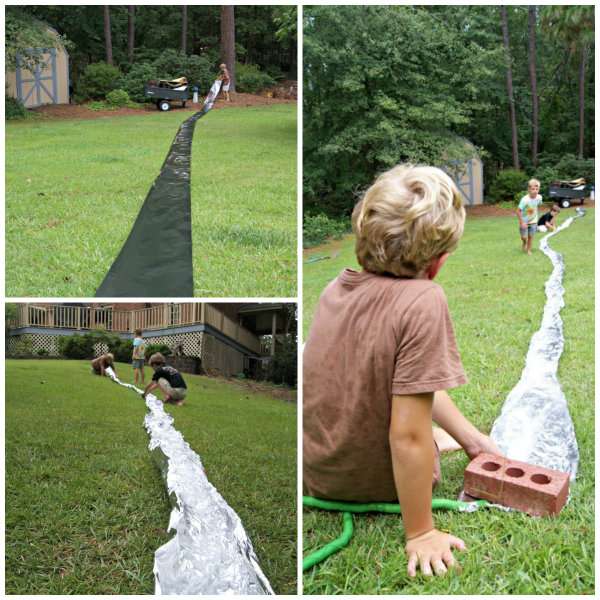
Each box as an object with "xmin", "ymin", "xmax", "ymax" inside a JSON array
[{"xmin": 303, "ymin": 268, "xmax": 467, "ymax": 502}]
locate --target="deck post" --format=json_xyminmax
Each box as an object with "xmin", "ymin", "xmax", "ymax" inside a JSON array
[{"xmin": 271, "ymin": 312, "xmax": 277, "ymax": 356}]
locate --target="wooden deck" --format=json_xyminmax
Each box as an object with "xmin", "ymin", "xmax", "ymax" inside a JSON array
[{"xmin": 10, "ymin": 303, "xmax": 261, "ymax": 354}]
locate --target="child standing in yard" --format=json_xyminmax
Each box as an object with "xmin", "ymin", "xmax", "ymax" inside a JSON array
[
  {"xmin": 303, "ymin": 164, "xmax": 500, "ymax": 578},
  {"xmin": 537, "ymin": 203, "xmax": 560, "ymax": 232},
  {"xmin": 517, "ymin": 178, "xmax": 543, "ymax": 254},
  {"xmin": 91, "ymin": 353, "xmax": 116, "ymax": 377},
  {"xmin": 219, "ymin": 63, "xmax": 231, "ymax": 102},
  {"xmin": 132, "ymin": 329, "xmax": 146, "ymax": 385},
  {"xmin": 142, "ymin": 352, "xmax": 187, "ymax": 406}
]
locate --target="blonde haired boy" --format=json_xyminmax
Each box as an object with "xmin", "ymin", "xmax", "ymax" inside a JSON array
[
  {"xmin": 517, "ymin": 178, "xmax": 543, "ymax": 255},
  {"xmin": 304, "ymin": 164, "xmax": 500, "ymax": 578}
]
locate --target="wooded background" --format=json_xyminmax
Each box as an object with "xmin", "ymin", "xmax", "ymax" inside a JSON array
[
  {"xmin": 6, "ymin": 5, "xmax": 297, "ymax": 99},
  {"xmin": 304, "ymin": 5, "xmax": 594, "ymax": 216}
]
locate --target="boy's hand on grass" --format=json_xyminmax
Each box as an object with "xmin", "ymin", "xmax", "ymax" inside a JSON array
[{"xmin": 405, "ymin": 528, "xmax": 466, "ymax": 577}]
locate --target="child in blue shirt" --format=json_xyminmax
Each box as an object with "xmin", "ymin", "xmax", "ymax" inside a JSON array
[{"xmin": 132, "ymin": 329, "xmax": 146, "ymax": 385}]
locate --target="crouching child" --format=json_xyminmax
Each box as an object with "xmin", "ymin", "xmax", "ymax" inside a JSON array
[
  {"xmin": 143, "ymin": 352, "xmax": 187, "ymax": 406},
  {"xmin": 303, "ymin": 164, "xmax": 500, "ymax": 578},
  {"xmin": 91, "ymin": 353, "xmax": 116, "ymax": 377}
]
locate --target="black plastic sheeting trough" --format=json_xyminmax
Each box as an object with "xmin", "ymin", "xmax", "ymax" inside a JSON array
[{"xmin": 96, "ymin": 108, "xmax": 209, "ymax": 297}]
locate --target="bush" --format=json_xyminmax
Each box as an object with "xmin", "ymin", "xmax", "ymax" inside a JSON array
[
  {"xmin": 77, "ymin": 62, "xmax": 121, "ymax": 100},
  {"xmin": 11, "ymin": 337, "xmax": 33, "ymax": 356},
  {"xmin": 144, "ymin": 343, "xmax": 172, "ymax": 361},
  {"xmin": 116, "ymin": 62, "xmax": 157, "ymax": 102},
  {"xmin": 267, "ymin": 337, "xmax": 297, "ymax": 387},
  {"xmin": 488, "ymin": 169, "xmax": 528, "ymax": 203},
  {"xmin": 105, "ymin": 89, "xmax": 130, "ymax": 107},
  {"xmin": 6, "ymin": 95, "xmax": 28, "ymax": 120},
  {"xmin": 236, "ymin": 62, "xmax": 276, "ymax": 93},
  {"xmin": 303, "ymin": 213, "xmax": 350, "ymax": 247},
  {"xmin": 36, "ymin": 348, "xmax": 49, "ymax": 357},
  {"xmin": 152, "ymin": 50, "xmax": 213, "ymax": 90},
  {"xmin": 553, "ymin": 155, "xmax": 595, "ymax": 186},
  {"xmin": 58, "ymin": 333, "xmax": 95, "ymax": 359}
]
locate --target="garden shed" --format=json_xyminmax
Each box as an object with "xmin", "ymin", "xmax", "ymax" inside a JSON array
[
  {"xmin": 442, "ymin": 138, "xmax": 484, "ymax": 205},
  {"xmin": 6, "ymin": 26, "xmax": 69, "ymax": 108}
]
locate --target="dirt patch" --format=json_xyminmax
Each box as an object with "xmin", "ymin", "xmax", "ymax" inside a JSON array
[
  {"xmin": 30, "ymin": 92, "xmax": 295, "ymax": 121},
  {"xmin": 213, "ymin": 375, "xmax": 297, "ymax": 403},
  {"xmin": 466, "ymin": 204, "xmax": 516, "ymax": 217}
]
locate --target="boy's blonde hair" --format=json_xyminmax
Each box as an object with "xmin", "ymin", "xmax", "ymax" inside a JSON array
[
  {"xmin": 149, "ymin": 352, "xmax": 166, "ymax": 367},
  {"xmin": 352, "ymin": 164, "xmax": 465, "ymax": 278},
  {"xmin": 528, "ymin": 178, "xmax": 541, "ymax": 188}
]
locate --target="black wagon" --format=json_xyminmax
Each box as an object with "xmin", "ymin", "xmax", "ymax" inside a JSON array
[
  {"xmin": 548, "ymin": 179, "xmax": 589, "ymax": 208},
  {"xmin": 144, "ymin": 77, "xmax": 190, "ymax": 111}
]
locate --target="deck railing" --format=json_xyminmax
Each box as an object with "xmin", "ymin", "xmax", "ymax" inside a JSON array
[{"xmin": 10, "ymin": 303, "xmax": 261, "ymax": 354}]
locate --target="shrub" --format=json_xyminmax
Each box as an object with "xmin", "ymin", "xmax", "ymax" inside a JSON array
[
  {"xmin": 553, "ymin": 155, "xmax": 594, "ymax": 186},
  {"xmin": 152, "ymin": 50, "xmax": 213, "ymax": 90},
  {"xmin": 77, "ymin": 62, "xmax": 121, "ymax": 100},
  {"xmin": 236, "ymin": 62, "xmax": 276, "ymax": 93},
  {"xmin": 489, "ymin": 169, "xmax": 528, "ymax": 203},
  {"xmin": 105, "ymin": 89, "xmax": 130, "ymax": 107},
  {"xmin": 116, "ymin": 62, "xmax": 157, "ymax": 102},
  {"xmin": 58, "ymin": 334, "xmax": 95, "ymax": 359},
  {"xmin": 144, "ymin": 343, "xmax": 172, "ymax": 361},
  {"xmin": 11, "ymin": 337, "xmax": 33, "ymax": 356},
  {"xmin": 303, "ymin": 213, "xmax": 350, "ymax": 247},
  {"xmin": 6, "ymin": 95, "xmax": 28, "ymax": 120},
  {"xmin": 36, "ymin": 348, "xmax": 49, "ymax": 357},
  {"xmin": 267, "ymin": 337, "xmax": 297, "ymax": 387}
]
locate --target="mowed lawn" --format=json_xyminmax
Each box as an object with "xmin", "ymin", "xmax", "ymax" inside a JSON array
[
  {"xmin": 5, "ymin": 105, "xmax": 296, "ymax": 297},
  {"xmin": 6, "ymin": 360, "xmax": 297, "ymax": 594},
  {"xmin": 302, "ymin": 208, "xmax": 594, "ymax": 594}
]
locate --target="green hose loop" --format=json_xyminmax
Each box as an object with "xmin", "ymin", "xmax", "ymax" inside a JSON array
[
  {"xmin": 303, "ymin": 512, "xmax": 354, "ymax": 571},
  {"xmin": 303, "ymin": 495, "xmax": 488, "ymax": 570},
  {"xmin": 303, "ymin": 495, "xmax": 487, "ymax": 514}
]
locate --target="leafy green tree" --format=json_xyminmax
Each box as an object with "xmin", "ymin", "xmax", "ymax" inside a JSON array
[
  {"xmin": 304, "ymin": 5, "xmax": 498, "ymax": 215},
  {"xmin": 5, "ymin": 7, "xmax": 67, "ymax": 71}
]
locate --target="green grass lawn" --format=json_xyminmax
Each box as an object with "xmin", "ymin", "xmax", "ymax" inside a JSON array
[
  {"xmin": 6, "ymin": 360, "xmax": 297, "ymax": 594},
  {"xmin": 303, "ymin": 208, "xmax": 594, "ymax": 594},
  {"xmin": 6, "ymin": 105, "xmax": 296, "ymax": 297}
]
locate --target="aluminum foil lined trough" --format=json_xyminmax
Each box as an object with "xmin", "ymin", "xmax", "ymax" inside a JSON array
[
  {"xmin": 490, "ymin": 208, "xmax": 585, "ymax": 479},
  {"xmin": 105, "ymin": 367, "xmax": 274, "ymax": 595}
]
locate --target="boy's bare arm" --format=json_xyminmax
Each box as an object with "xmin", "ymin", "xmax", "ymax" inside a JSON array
[
  {"xmin": 142, "ymin": 381, "xmax": 158, "ymax": 397},
  {"xmin": 432, "ymin": 391, "xmax": 501, "ymax": 459},
  {"xmin": 390, "ymin": 393, "xmax": 466, "ymax": 577}
]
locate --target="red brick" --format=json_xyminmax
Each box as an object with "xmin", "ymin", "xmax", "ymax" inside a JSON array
[{"xmin": 463, "ymin": 453, "xmax": 569, "ymax": 516}]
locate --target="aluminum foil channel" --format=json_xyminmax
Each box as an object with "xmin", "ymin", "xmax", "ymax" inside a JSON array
[
  {"xmin": 104, "ymin": 367, "xmax": 274, "ymax": 595},
  {"xmin": 490, "ymin": 209, "xmax": 585, "ymax": 479}
]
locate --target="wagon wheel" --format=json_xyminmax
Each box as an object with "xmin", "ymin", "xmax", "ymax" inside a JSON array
[{"xmin": 158, "ymin": 100, "xmax": 171, "ymax": 112}]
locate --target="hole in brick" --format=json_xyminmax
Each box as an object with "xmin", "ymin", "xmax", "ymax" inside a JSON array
[
  {"xmin": 531, "ymin": 473, "xmax": 551, "ymax": 485},
  {"xmin": 482, "ymin": 461, "xmax": 501, "ymax": 472},
  {"xmin": 505, "ymin": 467, "xmax": 524, "ymax": 478}
]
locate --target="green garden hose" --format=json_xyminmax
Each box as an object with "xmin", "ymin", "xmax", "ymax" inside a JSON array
[{"xmin": 303, "ymin": 495, "xmax": 488, "ymax": 571}]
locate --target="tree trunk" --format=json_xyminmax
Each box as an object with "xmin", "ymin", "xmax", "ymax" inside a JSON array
[
  {"xmin": 220, "ymin": 5, "xmax": 236, "ymax": 92},
  {"xmin": 500, "ymin": 6, "xmax": 519, "ymax": 170},
  {"xmin": 127, "ymin": 6, "xmax": 135, "ymax": 63},
  {"xmin": 528, "ymin": 6, "xmax": 539, "ymax": 167},
  {"xmin": 578, "ymin": 43, "xmax": 588, "ymax": 159},
  {"xmin": 181, "ymin": 6, "xmax": 188, "ymax": 54},
  {"xmin": 103, "ymin": 5, "xmax": 113, "ymax": 65}
]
